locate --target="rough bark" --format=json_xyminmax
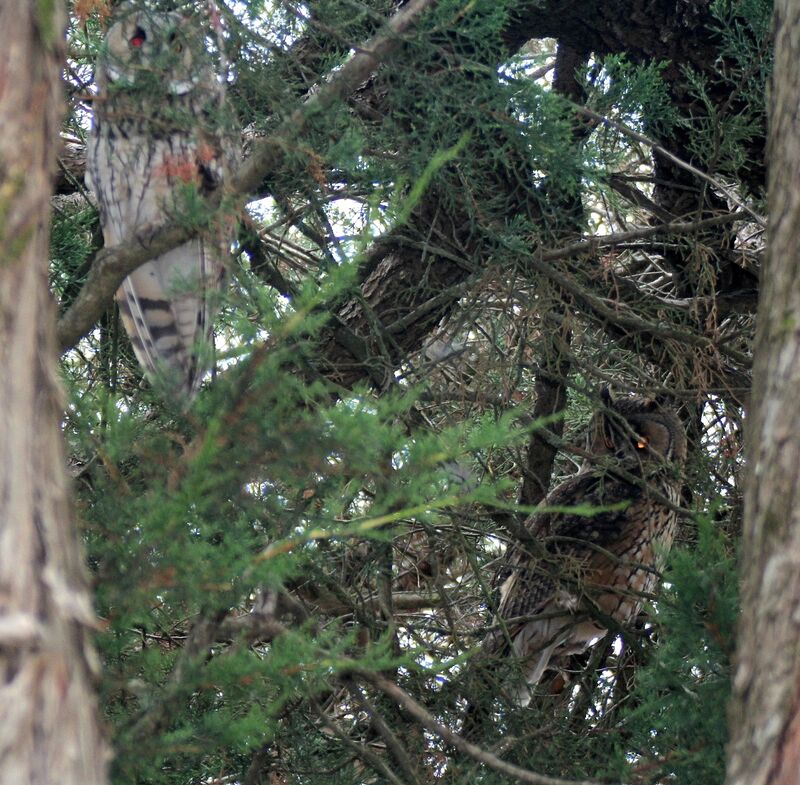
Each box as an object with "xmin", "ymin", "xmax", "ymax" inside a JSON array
[
  {"xmin": 727, "ymin": 3, "xmax": 800, "ymax": 784},
  {"xmin": 0, "ymin": 3, "xmax": 108, "ymax": 783}
]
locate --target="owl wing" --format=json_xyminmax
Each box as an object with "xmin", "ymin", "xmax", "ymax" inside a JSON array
[{"xmin": 488, "ymin": 471, "xmax": 643, "ymax": 651}]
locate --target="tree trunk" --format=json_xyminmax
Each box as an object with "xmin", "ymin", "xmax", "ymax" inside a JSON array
[
  {"xmin": 0, "ymin": 3, "xmax": 108, "ymax": 783},
  {"xmin": 727, "ymin": 3, "xmax": 800, "ymax": 785}
]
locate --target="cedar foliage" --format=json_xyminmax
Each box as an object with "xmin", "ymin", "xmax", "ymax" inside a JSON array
[{"xmin": 55, "ymin": 0, "xmax": 765, "ymax": 782}]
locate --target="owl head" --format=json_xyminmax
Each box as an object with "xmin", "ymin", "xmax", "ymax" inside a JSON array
[
  {"xmin": 97, "ymin": 4, "xmax": 208, "ymax": 96},
  {"xmin": 586, "ymin": 388, "xmax": 687, "ymax": 467}
]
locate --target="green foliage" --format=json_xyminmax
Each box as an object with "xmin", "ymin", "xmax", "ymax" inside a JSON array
[
  {"xmin": 588, "ymin": 55, "xmax": 678, "ymax": 137},
  {"xmin": 614, "ymin": 516, "xmax": 738, "ymax": 784},
  {"xmin": 66, "ymin": 253, "xmax": 522, "ymax": 782},
  {"xmin": 55, "ymin": 0, "xmax": 763, "ymax": 782},
  {"xmin": 679, "ymin": 0, "xmax": 772, "ymax": 185},
  {"xmin": 50, "ymin": 202, "xmax": 97, "ymax": 304}
]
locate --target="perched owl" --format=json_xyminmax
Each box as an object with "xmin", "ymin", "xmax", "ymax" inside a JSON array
[
  {"xmin": 86, "ymin": 3, "xmax": 237, "ymax": 398},
  {"xmin": 482, "ymin": 389, "xmax": 687, "ymax": 705}
]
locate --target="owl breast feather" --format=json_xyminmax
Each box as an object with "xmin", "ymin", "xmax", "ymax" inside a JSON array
[{"xmin": 86, "ymin": 72, "xmax": 236, "ymax": 399}]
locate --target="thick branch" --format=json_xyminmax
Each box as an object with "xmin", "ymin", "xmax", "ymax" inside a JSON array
[
  {"xmin": 56, "ymin": 0, "xmax": 439, "ymax": 352},
  {"xmin": 57, "ymin": 222, "xmax": 193, "ymax": 352}
]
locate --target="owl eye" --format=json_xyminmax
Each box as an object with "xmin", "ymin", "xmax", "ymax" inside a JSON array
[
  {"xmin": 167, "ymin": 30, "xmax": 183, "ymax": 53},
  {"xmin": 635, "ymin": 435, "xmax": 650, "ymax": 450},
  {"xmin": 129, "ymin": 27, "xmax": 146, "ymax": 48}
]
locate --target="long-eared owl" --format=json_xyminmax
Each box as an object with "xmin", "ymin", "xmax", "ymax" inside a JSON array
[
  {"xmin": 86, "ymin": 3, "xmax": 237, "ymax": 398},
  {"xmin": 484, "ymin": 389, "xmax": 687, "ymax": 704}
]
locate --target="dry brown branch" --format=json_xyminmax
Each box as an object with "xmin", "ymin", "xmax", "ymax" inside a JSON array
[
  {"xmin": 537, "ymin": 210, "xmax": 749, "ymax": 264},
  {"xmin": 574, "ymin": 106, "xmax": 765, "ymax": 227},
  {"xmin": 344, "ymin": 680, "xmax": 423, "ymax": 785},
  {"xmin": 361, "ymin": 672, "xmax": 610, "ymax": 785},
  {"xmin": 56, "ymin": 0, "xmax": 439, "ymax": 352},
  {"xmin": 523, "ymin": 236, "xmax": 752, "ymax": 370},
  {"xmin": 309, "ymin": 693, "xmax": 408, "ymax": 785}
]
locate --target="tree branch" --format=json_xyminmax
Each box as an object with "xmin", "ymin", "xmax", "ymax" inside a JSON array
[
  {"xmin": 536, "ymin": 210, "xmax": 749, "ymax": 265},
  {"xmin": 56, "ymin": 0, "xmax": 439, "ymax": 352},
  {"xmin": 360, "ymin": 672, "xmax": 608, "ymax": 785},
  {"xmin": 574, "ymin": 106, "xmax": 766, "ymax": 227}
]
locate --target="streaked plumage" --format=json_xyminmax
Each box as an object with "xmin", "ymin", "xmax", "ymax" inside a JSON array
[
  {"xmin": 86, "ymin": 4, "xmax": 236, "ymax": 398},
  {"xmin": 483, "ymin": 390, "xmax": 686, "ymax": 704}
]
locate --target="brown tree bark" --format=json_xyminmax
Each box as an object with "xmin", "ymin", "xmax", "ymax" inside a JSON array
[
  {"xmin": 727, "ymin": 3, "xmax": 800, "ymax": 784},
  {"xmin": 0, "ymin": 3, "xmax": 108, "ymax": 783}
]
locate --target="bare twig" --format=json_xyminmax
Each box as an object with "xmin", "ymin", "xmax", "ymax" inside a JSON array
[
  {"xmin": 518, "ymin": 232, "xmax": 753, "ymax": 371},
  {"xmin": 361, "ymin": 672, "xmax": 610, "ymax": 785},
  {"xmin": 345, "ymin": 680, "xmax": 423, "ymax": 785},
  {"xmin": 302, "ymin": 590, "xmax": 442, "ymax": 616},
  {"xmin": 537, "ymin": 210, "xmax": 748, "ymax": 264},
  {"xmin": 576, "ymin": 105, "xmax": 766, "ymax": 227},
  {"xmin": 56, "ymin": 0, "xmax": 439, "ymax": 351},
  {"xmin": 309, "ymin": 693, "xmax": 408, "ymax": 785}
]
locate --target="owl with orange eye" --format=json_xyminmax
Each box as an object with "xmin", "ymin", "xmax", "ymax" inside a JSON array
[
  {"xmin": 481, "ymin": 389, "xmax": 687, "ymax": 704},
  {"xmin": 86, "ymin": 3, "xmax": 237, "ymax": 399}
]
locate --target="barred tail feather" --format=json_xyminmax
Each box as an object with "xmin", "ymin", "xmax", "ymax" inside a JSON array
[{"xmin": 116, "ymin": 239, "xmax": 223, "ymax": 399}]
